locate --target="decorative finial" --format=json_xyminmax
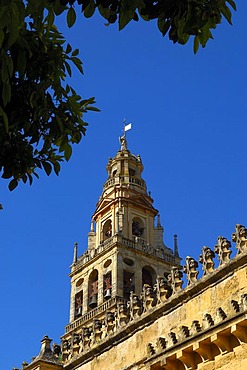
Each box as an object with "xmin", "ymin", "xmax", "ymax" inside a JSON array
[
  {"xmin": 157, "ymin": 214, "xmax": 161, "ymax": 227},
  {"xmin": 119, "ymin": 119, "xmax": 132, "ymax": 151},
  {"xmin": 40, "ymin": 335, "xmax": 52, "ymax": 353},
  {"xmin": 173, "ymin": 234, "xmax": 179, "ymax": 257},
  {"xmin": 73, "ymin": 242, "xmax": 78, "ymax": 264}
]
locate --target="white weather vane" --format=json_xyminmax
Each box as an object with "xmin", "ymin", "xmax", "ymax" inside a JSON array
[{"xmin": 120, "ymin": 118, "xmax": 132, "ymax": 150}]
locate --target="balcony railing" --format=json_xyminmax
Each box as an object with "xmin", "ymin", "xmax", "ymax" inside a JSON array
[
  {"xmin": 74, "ymin": 234, "xmax": 177, "ymax": 272},
  {"xmin": 65, "ymin": 296, "xmax": 127, "ymax": 333},
  {"xmin": 103, "ymin": 176, "xmax": 146, "ymax": 191}
]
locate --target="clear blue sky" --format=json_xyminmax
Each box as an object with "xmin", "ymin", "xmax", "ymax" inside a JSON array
[{"xmin": 1, "ymin": 3, "xmax": 247, "ymax": 369}]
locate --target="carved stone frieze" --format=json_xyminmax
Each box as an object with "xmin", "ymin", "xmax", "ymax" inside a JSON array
[
  {"xmin": 183, "ymin": 256, "xmax": 199, "ymax": 285},
  {"xmin": 199, "ymin": 246, "xmax": 215, "ymax": 275},
  {"xmin": 190, "ymin": 320, "xmax": 202, "ymax": 335},
  {"xmin": 202, "ymin": 313, "xmax": 214, "ymax": 329},
  {"xmin": 168, "ymin": 267, "xmax": 183, "ymax": 294},
  {"xmin": 141, "ymin": 284, "xmax": 156, "ymax": 312},
  {"xmin": 82, "ymin": 327, "xmax": 91, "ymax": 350},
  {"xmin": 214, "ymin": 236, "xmax": 232, "ymax": 265},
  {"xmin": 116, "ymin": 302, "xmax": 129, "ymax": 328},
  {"xmin": 153, "ymin": 276, "xmax": 170, "ymax": 304},
  {"xmin": 232, "ymin": 224, "xmax": 247, "ymax": 254},
  {"xmin": 104, "ymin": 311, "xmax": 115, "ymax": 336},
  {"xmin": 128, "ymin": 291, "xmax": 142, "ymax": 320},
  {"xmin": 92, "ymin": 319, "xmax": 102, "ymax": 343}
]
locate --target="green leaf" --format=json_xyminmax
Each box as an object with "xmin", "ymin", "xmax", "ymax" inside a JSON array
[
  {"xmin": 119, "ymin": 9, "xmax": 135, "ymax": 30},
  {"xmin": 2, "ymin": 82, "xmax": 11, "ymax": 106},
  {"xmin": 42, "ymin": 161, "xmax": 52, "ymax": 176},
  {"xmin": 56, "ymin": 115, "xmax": 64, "ymax": 133},
  {"xmin": 84, "ymin": 0, "xmax": 95, "ymax": 18},
  {"xmin": 72, "ymin": 48, "xmax": 79, "ymax": 57},
  {"xmin": 66, "ymin": 43, "xmax": 72, "ymax": 54},
  {"xmin": 64, "ymin": 60, "xmax": 72, "ymax": 77},
  {"xmin": 98, "ymin": 4, "xmax": 111, "ymax": 20},
  {"xmin": 46, "ymin": 10, "xmax": 55, "ymax": 32},
  {"xmin": 86, "ymin": 106, "xmax": 100, "ymax": 112},
  {"xmin": 0, "ymin": 106, "xmax": 9, "ymax": 133},
  {"xmin": 64, "ymin": 144, "xmax": 72, "ymax": 161},
  {"xmin": 0, "ymin": 29, "xmax": 4, "ymax": 48},
  {"xmin": 53, "ymin": 161, "xmax": 61, "ymax": 176},
  {"xmin": 8, "ymin": 6, "xmax": 20, "ymax": 48},
  {"xmin": 53, "ymin": 2, "xmax": 67, "ymax": 16},
  {"xmin": 193, "ymin": 36, "xmax": 200, "ymax": 54},
  {"xmin": 158, "ymin": 18, "xmax": 170, "ymax": 37},
  {"xmin": 28, "ymin": 174, "xmax": 33, "ymax": 185},
  {"xmin": 226, "ymin": 0, "xmax": 237, "ymax": 11},
  {"xmin": 67, "ymin": 7, "xmax": 76, "ymax": 28},
  {"xmin": 71, "ymin": 57, "xmax": 84, "ymax": 74},
  {"xmin": 220, "ymin": 3, "xmax": 232, "ymax": 25},
  {"xmin": 17, "ymin": 49, "xmax": 27, "ymax": 78},
  {"xmin": 8, "ymin": 179, "xmax": 18, "ymax": 191}
]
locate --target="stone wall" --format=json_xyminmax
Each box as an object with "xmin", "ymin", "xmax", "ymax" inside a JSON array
[{"xmin": 62, "ymin": 225, "xmax": 247, "ymax": 370}]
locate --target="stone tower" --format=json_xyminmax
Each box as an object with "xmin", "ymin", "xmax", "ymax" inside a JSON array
[{"xmin": 65, "ymin": 133, "xmax": 181, "ymax": 333}]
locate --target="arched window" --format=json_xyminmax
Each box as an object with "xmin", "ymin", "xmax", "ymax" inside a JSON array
[
  {"xmin": 74, "ymin": 291, "xmax": 83, "ymax": 319},
  {"xmin": 129, "ymin": 168, "xmax": 136, "ymax": 177},
  {"xmin": 103, "ymin": 272, "xmax": 112, "ymax": 300},
  {"xmin": 132, "ymin": 217, "xmax": 144, "ymax": 238},
  {"xmin": 142, "ymin": 266, "xmax": 156, "ymax": 287},
  {"xmin": 123, "ymin": 271, "xmax": 135, "ymax": 299},
  {"xmin": 103, "ymin": 219, "xmax": 112, "ymax": 241},
  {"xmin": 88, "ymin": 270, "xmax": 98, "ymax": 309}
]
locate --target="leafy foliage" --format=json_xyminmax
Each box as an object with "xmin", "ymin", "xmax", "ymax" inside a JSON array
[
  {"xmin": 0, "ymin": 0, "xmax": 98, "ymax": 190},
  {"xmin": 50, "ymin": 0, "xmax": 236, "ymax": 51},
  {"xmin": 0, "ymin": 0, "xmax": 236, "ymax": 191}
]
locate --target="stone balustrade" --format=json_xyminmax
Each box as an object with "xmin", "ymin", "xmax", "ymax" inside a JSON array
[
  {"xmin": 103, "ymin": 176, "xmax": 146, "ymax": 191},
  {"xmin": 73, "ymin": 234, "xmax": 176, "ymax": 272}
]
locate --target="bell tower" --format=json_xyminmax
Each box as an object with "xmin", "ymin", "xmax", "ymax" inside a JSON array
[{"xmin": 65, "ymin": 133, "xmax": 181, "ymax": 329}]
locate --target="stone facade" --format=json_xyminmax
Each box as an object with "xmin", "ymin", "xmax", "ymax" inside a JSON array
[{"xmin": 18, "ymin": 136, "xmax": 247, "ymax": 370}]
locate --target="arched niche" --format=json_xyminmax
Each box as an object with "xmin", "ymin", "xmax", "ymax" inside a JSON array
[
  {"xmin": 103, "ymin": 271, "xmax": 112, "ymax": 300},
  {"xmin": 142, "ymin": 265, "xmax": 156, "ymax": 287},
  {"xmin": 123, "ymin": 270, "xmax": 135, "ymax": 300},
  {"xmin": 132, "ymin": 217, "xmax": 145, "ymax": 238},
  {"xmin": 102, "ymin": 219, "xmax": 112, "ymax": 241},
  {"xmin": 88, "ymin": 269, "xmax": 98, "ymax": 309},
  {"xmin": 74, "ymin": 290, "xmax": 83, "ymax": 319}
]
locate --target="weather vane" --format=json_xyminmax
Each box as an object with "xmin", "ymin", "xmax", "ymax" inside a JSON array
[{"xmin": 120, "ymin": 118, "xmax": 132, "ymax": 150}]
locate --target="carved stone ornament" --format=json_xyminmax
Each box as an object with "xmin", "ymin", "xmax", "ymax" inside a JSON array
[
  {"xmin": 183, "ymin": 256, "xmax": 199, "ymax": 285},
  {"xmin": 72, "ymin": 333, "xmax": 82, "ymax": 355},
  {"xmin": 128, "ymin": 291, "xmax": 142, "ymax": 320},
  {"xmin": 92, "ymin": 319, "xmax": 102, "ymax": 343},
  {"xmin": 62, "ymin": 338, "xmax": 72, "ymax": 361},
  {"xmin": 52, "ymin": 343, "xmax": 61, "ymax": 356},
  {"xmin": 214, "ymin": 236, "xmax": 232, "ymax": 265},
  {"xmin": 62, "ymin": 338, "xmax": 71, "ymax": 352},
  {"xmin": 199, "ymin": 246, "xmax": 215, "ymax": 276},
  {"xmin": 73, "ymin": 333, "xmax": 81, "ymax": 347},
  {"xmin": 116, "ymin": 302, "xmax": 129, "ymax": 327},
  {"xmin": 232, "ymin": 224, "xmax": 247, "ymax": 254},
  {"xmin": 82, "ymin": 327, "xmax": 91, "ymax": 349},
  {"xmin": 168, "ymin": 266, "xmax": 183, "ymax": 294},
  {"xmin": 104, "ymin": 311, "xmax": 115, "ymax": 335},
  {"xmin": 153, "ymin": 276, "xmax": 170, "ymax": 304},
  {"xmin": 141, "ymin": 284, "xmax": 156, "ymax": 312}
]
